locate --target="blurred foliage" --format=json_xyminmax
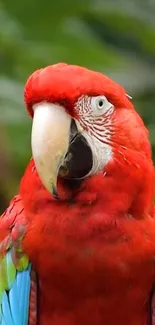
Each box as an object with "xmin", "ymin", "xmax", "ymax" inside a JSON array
[{"xmin": 0, "ymin": 0, "xmax": 155, "ymax": 212}]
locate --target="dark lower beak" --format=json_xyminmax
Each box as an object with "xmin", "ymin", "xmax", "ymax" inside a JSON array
[{"xmin": 59, "ymin": 119, "xmax": 93, "ymax": 180}]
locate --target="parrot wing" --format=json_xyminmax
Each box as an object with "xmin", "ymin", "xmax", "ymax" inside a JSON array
[{"xmin": 0, "ymin": 195, "xmax": 37, "ymax": 325}]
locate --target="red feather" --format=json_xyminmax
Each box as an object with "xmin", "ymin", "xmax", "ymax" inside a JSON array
[
  {"xmin": 24, "ymin": 63, "xmax": 132, "ymax": 118},
  {"xmin": 2, "ymin": 63, "xmax": 155, "ymax": 324},
  {"xmin": 19, "ymin": 156, "xmax": 155, "ymax": 325},
  {"xmin": 22, "ymin": 64, "xmax": 155, "ymax": 324}
]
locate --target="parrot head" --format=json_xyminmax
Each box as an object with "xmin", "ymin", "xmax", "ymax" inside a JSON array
[{"xmin": 24, "ymin": 63, "xmax": 154, "ymax": 212}]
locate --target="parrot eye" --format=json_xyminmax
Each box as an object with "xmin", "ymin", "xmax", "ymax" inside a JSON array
[{"xmin": 91, "ymin": 95, "xmax": 113, "ymax": 116}]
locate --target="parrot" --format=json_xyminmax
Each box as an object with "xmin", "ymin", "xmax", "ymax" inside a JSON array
[{"xmin": 0, "ymin": 62, "xmax": 155, "ymax": 325}]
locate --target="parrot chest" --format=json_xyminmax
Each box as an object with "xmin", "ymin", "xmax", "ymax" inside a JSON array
[{"xmin": 25, "ymin": 213, "xmax": 155, "ymax": 325}]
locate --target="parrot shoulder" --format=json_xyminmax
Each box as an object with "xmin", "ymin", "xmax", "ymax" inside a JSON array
[{"xmin": 0, "ymin": 194, "xmax": 37, "ymax": 325}]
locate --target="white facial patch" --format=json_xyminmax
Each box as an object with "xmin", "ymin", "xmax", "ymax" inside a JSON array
[
  {"xmin": 82, "ymin": 131, "xmax": 112, "ymax": 175},
  {"xmin": 75, "ymin": 95, "xmax": 114, "ymax": 175}
]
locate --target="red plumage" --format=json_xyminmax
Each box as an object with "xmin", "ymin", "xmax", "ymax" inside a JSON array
[
  {"xmin": 24, "ymin": 63, "xmax": 132, "ymax": 117},
  {"xmin": 1, "ymin": 63, "xmax": 155, "ymax": 324}
]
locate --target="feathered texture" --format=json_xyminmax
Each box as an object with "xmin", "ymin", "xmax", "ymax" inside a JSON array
[
  {"xmin": 28, "ymin": 268, "xmax": 38, "ymax": 325},
  {"xmin": 0, "ymin": 196, "xmax": 37, "ymax": 325},
  {"xmin": 1, "ymin": 264, "xmax": 31, "ymax": 325},
  {"xmin": 24, "ymin": 63, "xmax": 133, "ymax": 118},
  {"xmin": 22, "ymin": 63, "xmax": 155, "ymax": 324},
  {"xmin": 0, "ymin": 63, "xmax": 155, "ymax": 324}
]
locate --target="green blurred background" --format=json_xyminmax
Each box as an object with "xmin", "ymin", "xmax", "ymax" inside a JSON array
[{"xmin": 0, "ymin": 0, "xmax": 155, "ymax": 212}]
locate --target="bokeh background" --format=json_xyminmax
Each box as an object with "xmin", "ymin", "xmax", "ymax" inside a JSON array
[{"xmin": 0, "ymin": 0, "xmax": 155, "ymax": 213}]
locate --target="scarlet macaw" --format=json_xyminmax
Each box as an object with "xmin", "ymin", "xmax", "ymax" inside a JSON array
[{"xmin": 0, "ymin": 63, "xmax": 155, "ymax": 325}]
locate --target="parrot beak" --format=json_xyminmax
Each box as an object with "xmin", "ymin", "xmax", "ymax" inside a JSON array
[
  {"xmin": 31, "ymin": 102, "xmax": 71, "ymax": 198},
  {"xmin": 31, "ymin": 102, "xmax": 93, "ymax": 198}
]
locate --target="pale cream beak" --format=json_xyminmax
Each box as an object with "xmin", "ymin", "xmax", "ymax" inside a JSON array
[{"xmin": 31, "ymin": 102, "xmax": 71, "ymax": 197}]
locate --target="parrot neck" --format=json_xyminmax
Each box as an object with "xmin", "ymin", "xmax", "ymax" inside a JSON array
[{"xmin": 20, "ymin": 155, "xmax": 154, "ymax": 220}]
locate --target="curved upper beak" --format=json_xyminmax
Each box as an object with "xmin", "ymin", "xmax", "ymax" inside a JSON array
[{"xmin": 31, "ymin": 102, "xmax": 71, "ymax": 198}]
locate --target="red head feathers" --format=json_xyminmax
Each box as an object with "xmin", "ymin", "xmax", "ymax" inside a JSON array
[
  {"xmin": 23, "ymin": 63, "xmax": 154, "ymax": 219},
  {"xmin": 24, "ymin": 63, "xmax": 132, "ymax": 117}
]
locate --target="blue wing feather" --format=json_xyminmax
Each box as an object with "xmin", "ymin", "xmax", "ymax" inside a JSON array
[
  {"xmin": 1, "ymin": 264, "xmax": 31, "ymax": 325},
  {"xmin": 0, "ymin": 195, "xmax": 35, "ymax": 325},
  {"xmin": 9, "ymin": 279, "xmax": 19, "ymax": 325},
  {"xmin": 1, "ymin": 317, "xmax": 7, "ymax": 325},
  {"xmin": 1, "ymin": 292, "xmax": 14, "ymax": 325}
]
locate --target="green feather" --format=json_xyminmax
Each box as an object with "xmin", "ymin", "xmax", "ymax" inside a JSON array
[{"xmin": 0, "ymin": 234, "xmax": 29, "ymax": 310}]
